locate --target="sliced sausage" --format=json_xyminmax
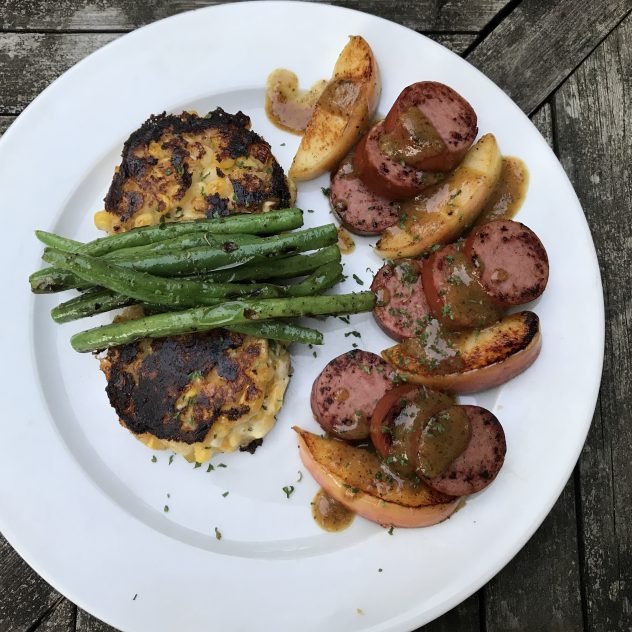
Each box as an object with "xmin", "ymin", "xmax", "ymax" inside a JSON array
[
  {"xmin": 423, "ymin": 405, "xmax": 506, "ymax": 496},
  {"xmin": 464, "ymin": 220, "xmax": 549, "ymax": 306},
  {"xmin": 421, "ymin": 243, "xmax": 502, "ymax": 331},
  {"xmin": 310, "ymin": 350, "xmax": 393, "ymax": 441},
  {"xmin": 371, "ymin": 260, "xmax": 433, "ymax": 340},
  {"xmin": 353, "ymin": 121, "xmax": 444, "ymax": 201},
  {"xmin": 329, "ymin": 154, "xmax": 400, "ymax": 235},
  {"xmin": 383, "ymin": 82, "xmax": 478, "ymax": 172}
]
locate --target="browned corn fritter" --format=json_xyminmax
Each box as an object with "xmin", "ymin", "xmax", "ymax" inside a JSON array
[
  {"xmin": 95, "ymin": 108, "xmax": 294, "ymax": 233},
  {"xmin": 100, "ymin": 329, "xmax": 290, "ymax": 462}
]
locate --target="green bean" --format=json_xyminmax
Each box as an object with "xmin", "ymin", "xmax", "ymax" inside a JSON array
[
  {"xmin": 226, "ymin": 322, "xmax": 323, "ymax": 345},
  {"xmin": 285, "ymin": 262, "xmax": 343, "ymax": 297},
  {"xmin": 43, "ymin": 249, "xmax": 287, "ymax": 308},
  {"xmin": 51, "ymin": 260, "xmax": 343, "ymax": 323},
  {"xmin": 71, "ymin": 292, "xmax": 375, "ymax": 352},
  {"xmin": 29, "ymin": 267, "xmax": 88, "ymax": 293},
  {"xmin": 202, "ymin": 245, "xmax": 341, "ymax": 282},
  {"xmin": 36, "ymin": 208, "xmax": 303, "ymax": 256},
  {"xmin": 104, "ymin": 232, "xmax": 265, "ymax": 261},
  {"xmin": 107, "ymin": 224, "xmax": 338, "ymax": 276},
  {"xmin": 51, "ymin": 289, "xmax": 139, "ymax": 323}
]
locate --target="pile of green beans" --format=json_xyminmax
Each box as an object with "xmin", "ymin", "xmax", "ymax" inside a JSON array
[{"xmin": 30, "ymin": 209, "xmax": 375, "ymax": 351}]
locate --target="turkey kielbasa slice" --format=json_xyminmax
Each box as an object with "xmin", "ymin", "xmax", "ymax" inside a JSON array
[
  {"xmin": 422, "ymin": 405, "xmax": 506, "ymax": 496},
  {"xmin": 329, "ymin": 154, "xmax": 400, "ymax": 235},
  {"xmin": 310, "ymin": 350, "xmax": 393, "ymax": 441},
  {"xmin": 353, "ymin": 121, "xmax": 444, "ymax": 201},
  {"xmin": 464, "ymin": 220, "xmax": 549, "ymax": 306},
  {"xmin": 382, "ymin": 82, "xmax": 478, "ymax": 172},
  {"xmin": 371, "ymin": 260, "xmax": 433, "ymax": 341}
]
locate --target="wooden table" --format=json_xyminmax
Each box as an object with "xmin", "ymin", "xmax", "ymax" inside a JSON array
[{"xmin": 1, "ymin": 1, "xmax": 630, "ymax": 630}]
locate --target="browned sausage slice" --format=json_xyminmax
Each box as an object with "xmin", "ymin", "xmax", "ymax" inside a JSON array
[
  {"xmin": 371, "ymin": 260, "xmax": 432, "ymax": 340},
  {"xmin": 424, "ymin": 405, "xmax": 506, "ymax": 496},
  {"xmin": 383, "ymin": 82, "xmax": 478, "ymax": 172},
  {"xmin": 464, "ymin": 220, "xmax": 549, "ymax": 306},
  {"xmin": 329, "ymin": 154, "xmax": 400, "ymax": 235},
  {"xmin": 421, "ymin": 243, "xmax": 502, "ymax": 331},
  {"xmin": 310, "ymin": 350, "xmax": 393, "ymax": 440},
  {"xmin": 353, "ymin": 121, "xmax": 444, "ymax": 201}
]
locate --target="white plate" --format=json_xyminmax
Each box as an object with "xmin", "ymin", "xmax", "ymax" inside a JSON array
[{"xmin": 0, "ymin": 2, "xmax": 603, "ymax": 630}]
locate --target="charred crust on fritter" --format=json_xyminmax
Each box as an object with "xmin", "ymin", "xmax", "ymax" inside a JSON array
[
  {"xmin": 206, "ymin": 194, "xmax": 231, "ymax": 218},
  {"xmin": 104, "ymin": 329, "xmax": 264, "ymax": 444},
  {"xmin": 104, "ymin": 108, "xmax": 291, "ymax": 220},
  {"xmin": 239, "ymin": 438, "xmax": 263, "ymax": 454}
]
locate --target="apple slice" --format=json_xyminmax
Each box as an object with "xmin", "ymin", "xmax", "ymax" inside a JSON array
[
  {"xmin": 382, "ymin": 311, "xmax": 542, "ymax": 393},
  {"xmin": 376, "ymin": 133, "xmax": 502, "ymax": 259},
  {"xmin": 289, "ymin": 36, "xmax": 380, "ymax": 181},
  {"xmin": 294, "ymin": 427, "xmax": 461, "ymax": 528}
]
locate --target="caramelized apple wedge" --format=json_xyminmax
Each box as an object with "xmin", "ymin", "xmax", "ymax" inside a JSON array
[
  {"xmin": 376, "ymin": 134, "xmax": 502, "ymax": 259},
  {"xmin": 382, "ymin": 311, "xmax": 541, "ymax": 393},
  {"xmin": 289, "ymin": 36, "xmax": 380, "ymax": 181},
  {"xmin": 294, "ymin": 427, "xmax": 461, "ymax": 528}
]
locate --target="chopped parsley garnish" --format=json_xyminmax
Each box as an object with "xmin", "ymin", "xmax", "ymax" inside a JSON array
[
  {"xmin": 214, "ymin": 527, "xmax": 222, "ymax": 540},
  {"xmin": 218, "ymin": 463, "xmax": 227, "ymax": 468},
  {"xmin": 206, "ymin": 464, "xmax": 214, "ymax": 473},
  {"xmin": 151, "ymin": 455, "xmax": 157, "ymax": 463},
  {"xmin": 188, "ymin": 370, "xmax": 203, "ymax": 381},
  {"xmin": 163, "ymin": 505, "xmax": 169, "ymax": 513},
  {"xmin": 133, "ymin": 594, "xmax": 138, "ymax": 601},
  {"xmin": 169, "ymin": 454, "xmax": 175, "ymax": 465},
  {"xmin": 297, "ymin": 470, "xmax": 303, "ymax": 483},
  {"xmin": 222, "ymin": 491, "xmax": 229, "ymax": 498},
  {"xmin": 387, "ymin": 526, "xmax": 394, "ymax": 535},
  {"xmin": 193, "ymin": 462, "xmax": 202, "ymax": 469},
  {"xmin": 352, "ymin": 274, "xmax": 364, "ymax": 286},
  {"xmin": 344, "ymin": 330, "xmax": 361, "ymax": 338},
  {"xmin": 282, "ymin": 485, "xmax": 295, "ymax": 499},
  {"xmin": 321, "ymin": 186, "xmax": 331, "ymax": 197},
  {"xmin": 441, "ymin": 304, "xmax": 454, "ymax": 319}
]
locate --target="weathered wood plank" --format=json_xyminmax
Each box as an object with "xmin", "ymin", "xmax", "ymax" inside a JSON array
[
  {"xmin": 485, "ymin": 478, "xmax": 583, "ymax": 630},
  {"xmin": 0, "ymin": 0, "xmax": 512, "ymax": 33},
  {"xmin": 467, "ymin": 0, "xmax": 632, "ymax": 114},
  {"xmin": 0, "ymin": 534, "xmax": 64, "ymax": 632},
  {"xmin": 0, "ymin": 115, "xmax": 15, "ymax": 135},
  {"xmin": 429, "ymin": 33, "xmax": 478, "ymax": 56},
  {"xmin": 554, "ymin": 13, "xmax": 632, "ymax": 632},
  {"xmin": 0, "ymin": 30, "xmax": 477, "ymax": 116},
  {"xmin": 418, "ymin": 594, "xmax": 480, "ymax": 632},
  {"xmin": 35, "ymin": 599, "xmax": 74, "ymax": 631},
  {"xmin": 76, "ymin": 608, "xmax": 120, "ymax": 631},
  {"xmin": 0, "ymin": 33, "xmax": 118, "ymax": 113}
]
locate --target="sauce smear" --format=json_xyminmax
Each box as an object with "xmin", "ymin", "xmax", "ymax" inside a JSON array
[
  {"xmin": 265, "ymin": 69, "xmax": 327, "ymax": 134},
  {"xmin": 476, "ymin": 157, "xmax": 529, "ymax": 225},
  {"xmin": 312, "ymin": 489, "xmax": 355, "ymax": 532}
]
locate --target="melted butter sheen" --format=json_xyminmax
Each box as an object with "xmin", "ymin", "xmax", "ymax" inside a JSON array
[
  {"xmin": 417, "ymin": 405, "xmax": 471, "ymax": 478},
  {"xmin": 337, "ymin": 227, "xmax": 356, "ymax": 254},
  {"xmin": 312, "ymin": 489, "xmax": 355, "ymax": 532},
  {"xmin": 476, "ymin": 157, "xmax": 529, "ymax": 225},
  {"xmin": 265, "ymin": 69, "xmax": 327, "ymax": 134}
]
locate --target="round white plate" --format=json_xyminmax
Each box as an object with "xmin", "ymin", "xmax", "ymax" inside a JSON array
[{"xmin": 0, "ymin": 2, "xmax": 603, "ymax": 631}]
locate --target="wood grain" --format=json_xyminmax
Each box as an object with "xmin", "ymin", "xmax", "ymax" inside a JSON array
[
  {"xmin": 418, "ymin": 594, "xmax": 480, "ymax": 632},
  {"xmin": 466, "ymin": 0, "xmax": 632, "ymax": 114},
  {"xmin": 0, "ymin": 115, "xmax": 14, "ymax": 134},
  {"xmin": 36, "ymin": 599, "xmax": 74, "ymax": 631},
  {"xmin": 0, "ymin": 0, "xmax": 512, "ymax": 33},
  {"xmin": 554, "ymin": 12, "xmax": 632, "ymax": 631},
  {"xmin": 0, "ymin": 534, "xmax": 63, "ymax": 632},
  {"xmin": 0, "ymin": 33, "xmax": 118, "ymax": 113},
  {"xmin": 76, "ymin": 608, "xmax": 119, "ymax": 631}
]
